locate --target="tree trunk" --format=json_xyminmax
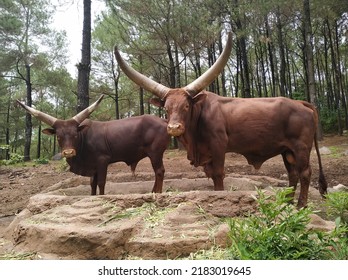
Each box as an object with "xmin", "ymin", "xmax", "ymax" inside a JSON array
[
  {"xmin": 234, "ymin": 44, "xmax": 240, "ymax": 97},
  {"xmin": 235, "ymin": 14, "xmax": 250, "ymax": 98},
  {"xmin": 5, "ymin": 95, "xmax": 11, "ymax": 160},
  {"xmin": 194, "ymin": 46, "xmax": 202, "ymax": 78},
  {"xmin": 276, "ymin": 7, "xmax": 287, "ymax": 97},
  {"xmin": 77, "ymin": 0, "xmax": 91, "ymax": 113},
  {"xmin": 218, "ymin": 34, "xmax": 227, "ymax": 97},
  {"xmin": 167, "ymin": 41, "xmax": 175, "ymax": 88},
  {"xmin": 285, "ymin": 44, "xmax": 293, "ymax": 98},
  {"xmin": 303, "ymin": 0, "xmax": 315, "ymax": 103},
  {"xmin": 259, "ymin": 39, "xmax": 268, "ymax": 97},
  {"xmin": 326, "ymin": 18, "xmax": 343, "ymax": 135},
  {"xmin": 111, "ymin": 56, "xmax": 120, "ymax": 119},
  {"xmin": 207, "ymin": 44, "xmax": 217, "ymax": 94},
  {"xmin": 303, "ymin": 0, "xmax": 323, "ymax": 139},
  {"xmin": 265, "ymin": 16, "xmax": 279, "ymax": 97},
  {"xmin": 138, "ymin": 54, "xmax": 144, "ymax": 115},
  {"xmin": 254, "ymin": 46, "xmax": 260, "ymax": 97},
  {"xmin": 24, "ymin": 64, "xmax": 32, "ymax": 161},
  {"xmin": 174, "ymin": 44, "xmax": 181, "ymax": 88},
  {"xmin": 333, "ymin": 20, "xmax": 348, "ymax": 130},
  {"xmin": 323, "ymin": 27, "xmax": 333, "ymax": 110},
  {"xmin": 36, "ymin": 123, "xmax": 41, "ymax": 159}
]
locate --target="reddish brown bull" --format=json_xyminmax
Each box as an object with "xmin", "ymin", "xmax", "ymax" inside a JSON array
[
  {"xmin": 17, "ymin": 95, "xmax": 170, "ymax": 195},
  {"xmin": 114, "ymin": 32, "xmax": 327, "ymax": 207}
]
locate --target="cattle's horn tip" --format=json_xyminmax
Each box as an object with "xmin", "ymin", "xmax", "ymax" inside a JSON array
[
  {"xmin": 16, "ymin": 99, "xmax": 28, "ymax": 109},
  {"xmin": 113, "ymin": 45, "xmax": 120, "ymax": 54}
]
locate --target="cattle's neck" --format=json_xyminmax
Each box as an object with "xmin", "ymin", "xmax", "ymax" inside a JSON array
[
  {"xmin": 162, "ymin": 90, "xmax": 212, "ymax": 167},
  {"xmin": 176, "ymin": 100, "xmax": 211, "ymax": 167},
  {"xmin": 64, "ymin": 134, "xmax": 93, "ymax": 177}
]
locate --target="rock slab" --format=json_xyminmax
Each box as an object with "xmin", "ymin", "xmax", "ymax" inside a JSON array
[{"xmin": 7, "ymin": 190, "xmax": 257, "ymax": 259}]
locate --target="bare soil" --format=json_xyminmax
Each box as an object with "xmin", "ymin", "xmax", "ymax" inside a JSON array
[{"xmin": 0, "ymin": 135, "xmax": 347, "ymax": 258}]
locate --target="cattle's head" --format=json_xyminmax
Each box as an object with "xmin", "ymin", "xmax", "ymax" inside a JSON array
[
  {"xmin": 114, "ymin": 33, "xmax": 232, "ymax": 137},
  {"xmin": 17, "ymin": 95, "xmax": 104, "ymax": 158},
  {"xmin": 149, "ymin": 89, "xmax": 207, "ymax": 136}
]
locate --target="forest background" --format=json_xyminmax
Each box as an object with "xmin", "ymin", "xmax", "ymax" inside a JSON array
[{"xmin": 0, "ymin": 0, "xmax": 347, "ymax": 161}]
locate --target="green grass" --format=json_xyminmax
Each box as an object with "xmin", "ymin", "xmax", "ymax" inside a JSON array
[
  {"xmin": 326, "ymin": 146, "xmax": 345, "ymax": 158},
  {"xmin": 98, "ymin": 202, "xmax": 176, "ymax": 228},
  {"xmin": 0, "ymin": 252, "xmax": 37, "ymax": 260}
]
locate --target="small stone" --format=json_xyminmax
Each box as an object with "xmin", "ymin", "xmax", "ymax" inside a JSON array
[
  {"xmin": 319, "ymin": 147, "xmax": 331, "ymax": 155},
  {"xmin": 332, "ymin": 184, "xmax": 348, "ymax": 192}
]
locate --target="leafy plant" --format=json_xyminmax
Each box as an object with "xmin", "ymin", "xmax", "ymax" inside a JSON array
[
  {"xmin": 0, "ymin": 153, "xmax": 24, "ymax": 166},
  {"xmin": 323, "ymin": 191, "xmax": 348, "ymax": 259},
  {"xmin": 320, "ymin": 106, "xmax": 341, "ymax": 133},
  {"xmin": 323, "ymin": 224, "xmax": 348, "ymax": 260},
  {"xmin": 227, "ymin": 188, "xmax": 348, "ymax": 260},
  {"xmin": 324, "ymin": 191, "xmax": 348, "ymax": 225}
]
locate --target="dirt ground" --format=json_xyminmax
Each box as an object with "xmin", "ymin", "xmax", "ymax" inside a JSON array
[{"xmin": 0, "ymin": 134, "xmax": 347, "ymax": 256}]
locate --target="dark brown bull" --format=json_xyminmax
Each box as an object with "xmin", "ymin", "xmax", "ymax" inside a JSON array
[
  {"xmin": 114, "ymin": 32, "xmax": 328, "ymax": 207},
  {"xmin": 17, "ymin": 95, "xmax": 170, "ymax": 195}
]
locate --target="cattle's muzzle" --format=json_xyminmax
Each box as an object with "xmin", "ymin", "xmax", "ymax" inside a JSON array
[
  {"xmin": 61, "ymin": 149, "xmax": 76, "ymax": 158},
  {"xmin": 167, "ymin": 123, "xmax": 185, "ymax": 137}
]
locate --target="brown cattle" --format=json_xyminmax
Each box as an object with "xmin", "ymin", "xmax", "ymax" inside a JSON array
[
  {"xmin": 114, "ymin": 32, "xmax": 327, "ymax": 207},
  {"xmin": 17, "ymin": 95, "xmax": 170, "ymax": 195}
]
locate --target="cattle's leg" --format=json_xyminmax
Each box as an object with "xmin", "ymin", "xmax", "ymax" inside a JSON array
[
  {"xmin": 297, "ymin": 164, "xmax": 312, "ymax": 208},
  {"xmin": 295, "ymin": 148, "xmax": 312, "ymax": 208},
  {"xmin": 90, "ymin": 174, "xmax": 98, "ymax": 195},
  {"xmin": 205, "ymin": 157, "xmax": 225, "ymax": 191},
  {"xmin": 212, "ymin": 175, "xmax": 224, "ymax": 190},
  {"xmin": 281, "ymin": 152, "xmax": 299, "ymax": 204},
  {"xmin": 96, "ymin": 163, "xmax": 108, "ymax": 195},
  {"xmin": 149, "ymin": 156, "xmax": 165, "ymax": 193}
]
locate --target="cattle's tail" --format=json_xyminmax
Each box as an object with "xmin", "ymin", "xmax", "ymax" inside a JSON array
[
  {"xmin": 303, "ymin": 102, "xmax": 328, "ymax": 197},
  {"xmin": 314, "ymin": 132, "xmax": 328, "ymax": 196}
]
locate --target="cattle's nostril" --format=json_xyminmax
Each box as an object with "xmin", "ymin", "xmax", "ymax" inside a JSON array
[
  {"xmin": 62, "ymin": 149, "xmax": 76, "ymax": 158},
  {"xmin": 168, "ymin": 123, "xmax": 181, "ymax": 129},
  {"xmin": 167, "ymin": 123, "xmax": 184, "ymax": 137}
]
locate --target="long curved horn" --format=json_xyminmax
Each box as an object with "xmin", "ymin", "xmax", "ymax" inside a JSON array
[
  {"xmin": 73, "ymin": 94, "xmax": 104, "ymax": 124},
  {"xmin": 184, "ymin": 32, "xmax": 232, "ymax": 96},
  {"xmin": 16, "ymin": 100, "xmax": 58, "ymax": 127},
  {"xmin": 114, "ymin": 47, "xmax": 170, "ymax": 99}
]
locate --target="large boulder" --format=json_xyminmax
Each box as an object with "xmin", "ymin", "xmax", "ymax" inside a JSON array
[
  {"xmin": 5, "ymin": 174, "xmax": 331, "ymax": 259},
  {"xmin": 7, "ymin": 190, "xmax": 257, "ymax": 259}
]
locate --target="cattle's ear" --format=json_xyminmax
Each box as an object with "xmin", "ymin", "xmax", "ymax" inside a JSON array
[
  {"xmin": 77, "ymin": 124, "xmax": 89, "ymax": 133},
  {"xmin": 149, "ymin": 97, "xmax": 165, "ymax": 108},
  {"xmin": 42, "ymin": 128, "xmax": 56, "ymax": 135},
  {"xmin": 192, "ymin": 92, "xmax": 207, "ymax": 105}
]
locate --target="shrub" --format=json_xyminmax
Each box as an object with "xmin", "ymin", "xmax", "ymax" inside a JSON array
[
  {"xmin": 320, "ymin": 107, "xmax": 340, "ymax": 133},
  {"xmin": 322, "ymin": 191, "xmax": 348, "ymax": 259},
  {"xmin": 324, "ymin": 191, "xmax": 348, "ymax": 225},
  {"xmin": 0, "ymin": 153, "xmax": 24, "ymax": 166},
  {"xmin": 227, "ymin": 188, "xmax": 348, "ymax": 260}
]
